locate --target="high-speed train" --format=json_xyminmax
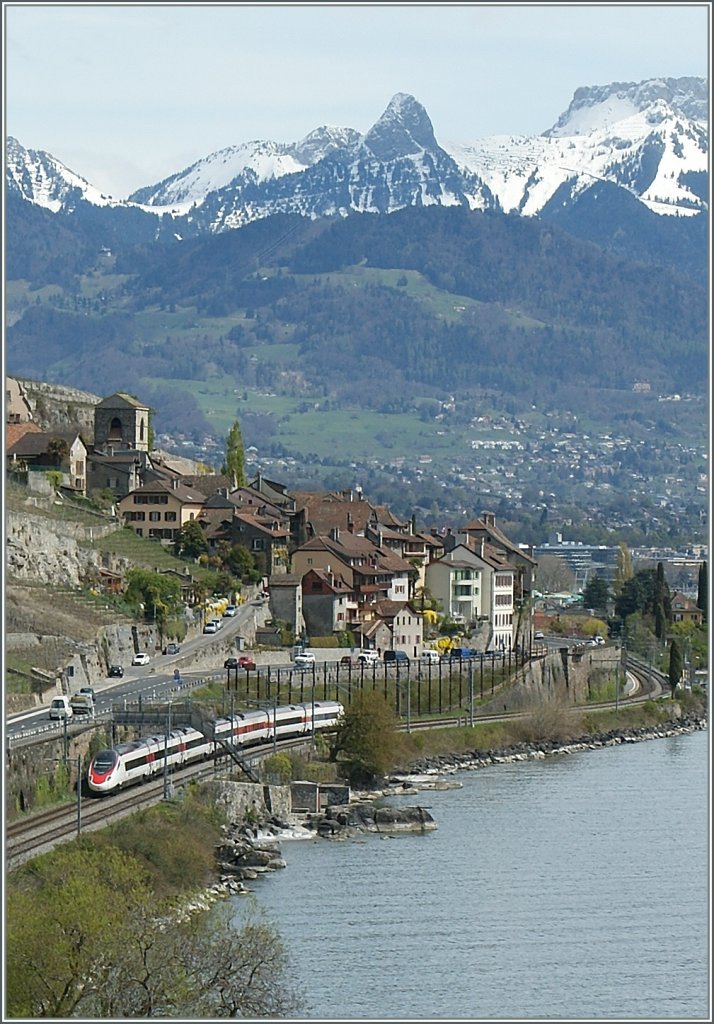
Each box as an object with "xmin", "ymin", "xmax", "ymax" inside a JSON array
[{"xmin": 87, "ymin": 700, "xmax": 344, "ymax": 794}]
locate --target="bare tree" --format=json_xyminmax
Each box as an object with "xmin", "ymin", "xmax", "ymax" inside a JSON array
[{"xmin": 536, "ymin": 554, "xmax": 576, "ymax": 594}]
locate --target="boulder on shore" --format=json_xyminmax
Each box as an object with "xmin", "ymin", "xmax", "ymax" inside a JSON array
[{"xmin": 305, "ymin": 801, "xmax": 436, "ymax": 838}]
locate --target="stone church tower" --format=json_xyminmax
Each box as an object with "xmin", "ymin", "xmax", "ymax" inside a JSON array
[{"xmin": 93, "ymin": 392, "xmax": 151, "ymax": 453}]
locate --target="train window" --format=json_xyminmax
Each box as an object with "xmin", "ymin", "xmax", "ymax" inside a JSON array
[{"xmin": 92, "ymin": 750, "xmax": 117, "ymax": 770}]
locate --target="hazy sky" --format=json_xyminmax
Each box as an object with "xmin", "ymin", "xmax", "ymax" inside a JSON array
[{"xmin": 3, "ymin": 2, "xmax": 709, "ymax": 198}]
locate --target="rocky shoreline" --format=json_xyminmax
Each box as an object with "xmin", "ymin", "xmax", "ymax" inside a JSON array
[
  {"xmin": 179, "ymin": 710, "xmax": 707, "ymax": 915},
  {"xmin": 400, "ymin": 710, "xmax": 709, "ymax": 776}
]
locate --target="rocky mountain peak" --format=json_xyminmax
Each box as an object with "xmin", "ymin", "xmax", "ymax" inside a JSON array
[
  {"xmin": 291, "ymin": 125, "xmax": 362, "ymax": 164},
  {"xmin": 544, "ymin": 75, "xmax": 708, "ymax": 137},
  {"xmin": 363, "ymin": 92, "xmax": 439, "ymax": 160}
]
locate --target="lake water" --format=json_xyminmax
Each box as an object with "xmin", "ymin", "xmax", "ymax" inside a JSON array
[{"xmin": 231, "ymin": 729, "xmax": 710, "ymax": 1022}]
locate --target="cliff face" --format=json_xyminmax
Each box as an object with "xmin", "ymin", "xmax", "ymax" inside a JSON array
[
  {"xmin": 5, "ymin": 499, "xmax": 265, "ymax": 713},
  {"xmin": 5, "ymin": 508, "xmax": 116, "ymax": 586},
  {"xmin": 5, "ymin": 503, "xmax": 144, "ymax": 709}
]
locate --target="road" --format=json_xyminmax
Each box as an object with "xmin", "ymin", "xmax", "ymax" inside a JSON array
[{"xmin": 6, "ymin": 596, "xmax": 268, "ymax": 742}]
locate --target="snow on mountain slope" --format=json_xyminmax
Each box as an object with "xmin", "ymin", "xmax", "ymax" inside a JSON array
[
  {"xmin": 128, "ymin": 125, "xmax": 362, "ymax": 211},
  {"xmin": 5, "ymin": 77, "xmax": 707, "ymax": 226},
  {"xmin": 444, "ymin": 102, "xmax": 707, "ymax": 217},
  {"xmin": 5, "ymin": 136, "xmax": 119, "ymax": 211}
]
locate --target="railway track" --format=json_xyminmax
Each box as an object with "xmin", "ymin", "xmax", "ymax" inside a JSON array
[
  {"xmin": 6, "ymin": 736, "xmax": 312, "ymax": 871},
  {"xmin": 7, "ymin": 660, "xmax": 667, "ymax": 870}
]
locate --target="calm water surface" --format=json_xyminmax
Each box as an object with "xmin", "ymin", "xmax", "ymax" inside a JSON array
[{"xmin": 231, "ymin": 730, "xmax": 710, "ymax": 1022}]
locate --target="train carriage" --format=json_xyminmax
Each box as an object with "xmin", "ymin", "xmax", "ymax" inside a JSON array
[{"xmin": 88, "ymin": 700, "xmax": 344, "ymax": 796}]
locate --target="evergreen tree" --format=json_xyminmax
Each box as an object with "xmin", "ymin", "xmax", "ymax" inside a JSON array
[
  {"xmin": 582, "ymin": 575, "xmax": 610, "ymax": 611},
  {"xmin": 173, "ymin": 519, "xmax": 208, "ymax": 559},
  {"xmin": 654, "ymin": 561, "xmax": 672, "ymax": 622},
  {"xmin": 668, "ymin": 638, "xmax": 683, "ymax": 698},
  {"xmin": 697, "ymin": 561, "xmax": 707, "ymax": 620},
  {"xmin": 224, "ymin": 420, "xmax": 247, "ymax": 488}
]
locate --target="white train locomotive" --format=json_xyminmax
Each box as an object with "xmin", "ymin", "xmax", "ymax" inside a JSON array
[{"xmin": 87, "ymin": 700, "xmax": 344, "ymax": 795}]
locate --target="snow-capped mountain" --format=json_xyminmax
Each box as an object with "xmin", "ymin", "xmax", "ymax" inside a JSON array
[
  {"xmin": 5, "ymin": 136, "xmax": 119, "ymax": 211},
  {"xmin": 445, "ymin": 77, "xmax": 708, "ymax": 218},
  {"xmin": 125, "ymin": 93, "xmax": 497, "ymax": 231},
  {"xmin": 127, "ymin": 126, "xmax": 362, "ymax": 213},
  {"xmin": 5, "ymin": 77, "xmax": 708, "ymax": 232}
]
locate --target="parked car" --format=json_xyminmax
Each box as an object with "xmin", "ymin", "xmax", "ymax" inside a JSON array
[
  {"xmin": 163, "ymin": 642, "xmax": 181, "ymax": 655},
  {"xmin": 223, "ymin": 605, "xmax": 237, "ymax": 617},
  {"xmin": 357, "ymin": 650, "xmax": 379, "ymax": 665},
  {"xmin": 203, "ymin": 621, "xmax": 218, "ymax": 634},
  {"xmin": 132, "ymin": 652, "xmax": 151, "ymax": 666},
  {"xmin": 238, "ymin": 655, "xmax": 256, "ymax": 671},
  {"xmin": 294, "ymin": 651, "xmax": 316, "ymax": 669},
  {"xmin": 49, "ymin": 696, "xmax": 73, "ymax": 720},
  {"xmin": 340, "ymin": 654, "xmax": 356, "ymax": 666},
  {"xmin": 447, "ymin": 647, "xmax": 473, "ymax": 660},
  {"xmin": 384, "ymin": 650, "xmax": 410, "ymax": 666},
  {"xmin": 224, "ymin": 657, "xmax": 239, "ymax": 670},
  {"xmin": 108, "ymin": 665, "xmax": 124, "ymax": 678}
]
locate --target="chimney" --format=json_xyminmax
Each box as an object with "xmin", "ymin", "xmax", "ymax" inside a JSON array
[
  {"xmin": 480, "ymin": 538, "xmax": 485, "ymax": 558},
  {"xmin": 330, "ymin": 527, "xmax": 340, "ymax": 542},
  {"xmin": 347, "ymin": 512, "xmax": 354, "ymax": 533}
]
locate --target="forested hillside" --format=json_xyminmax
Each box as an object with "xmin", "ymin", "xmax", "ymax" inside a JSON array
[{"xmin": 6, "ymin": 206, "xmax": 707, "ymax": 420}]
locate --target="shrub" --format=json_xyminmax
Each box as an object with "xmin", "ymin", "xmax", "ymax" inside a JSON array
[
  {"xmin": 511, "ymin": 701, "xmax": 577, "ymax": 744},
  {"xmin": 261, "ymin": 752, "xmax": 293, "ymax": 784}
]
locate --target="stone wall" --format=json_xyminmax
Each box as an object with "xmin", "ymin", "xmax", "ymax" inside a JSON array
[
  {"xmin": 203, "ymin": 779, "xmax": 293, "ymax": 823},
  {"xmin": 479, "ymin": 645, "xmax": 620, "ymax": 713},
  {"xmin": 6, "ymin": 728, "xmax": 103, "ymax": 816},
  {"xmin": 16, "ymin": 378, "xmax": 99, "ymax": 437}
]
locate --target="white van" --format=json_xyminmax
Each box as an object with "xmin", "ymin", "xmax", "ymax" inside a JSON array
[
  {"xmin": 357, "ymin": 650, "xmax": 379, "ymax": 665},
  {"xmin": 49, "ymin": 696, "xmax": 73, "ymax": 720},
  {"xmin": 420, "ymin": 649, "xmax": 440, "ymax": 664}
]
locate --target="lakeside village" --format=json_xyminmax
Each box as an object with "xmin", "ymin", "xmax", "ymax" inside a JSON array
[
  {"xmin": 6, "ymin": 386, "xmax": 708, "ymax": 669},
  {"xmin": 5, "ymin": 386, "xmax": 710, "ymax": 1021}
]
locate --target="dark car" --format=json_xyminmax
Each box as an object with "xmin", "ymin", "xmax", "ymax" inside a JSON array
[
  {"xmin": 448, "ymin": 647, "xmax": 473, "ymax": 660},
  {"xmin": 108, "ymin": 665, "xmax": 124, "ymax": 678},
  {"xmin": 163, "ymin": 642, "xmax": 181, "ymax": 655},
  {"xmin": 224, "ymin": 656, "xmax": 256, "ymax": 671}
]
